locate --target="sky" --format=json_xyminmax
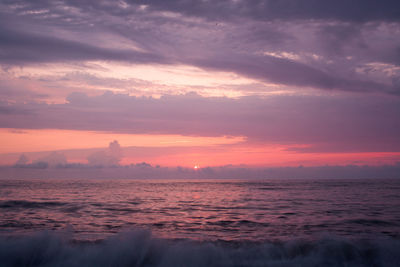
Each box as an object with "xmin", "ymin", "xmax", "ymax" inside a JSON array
[{"xmin": 0, "ymin": 0, "xmax": 400, "ymax": 168}]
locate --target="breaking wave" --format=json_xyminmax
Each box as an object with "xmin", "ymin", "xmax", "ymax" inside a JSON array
[{"xmin": 1, "ymin": 230, "xmax": 400, "ymax": 267}]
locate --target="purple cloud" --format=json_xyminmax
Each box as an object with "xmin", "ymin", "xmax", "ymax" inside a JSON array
[
  {"xmin": 128, "ymin": 0, "xmax": 400, "ymax": 22},
  {"xmin": 3, "ymin": 163, "xmax": 400, "ymax": 180},
  {"xmin": 1, "ymin": 0, "xmax": 399, "ymax": 94},
  {"xmin": 1, "ymin": 92, "xmax": 399, "ymax": 153}
]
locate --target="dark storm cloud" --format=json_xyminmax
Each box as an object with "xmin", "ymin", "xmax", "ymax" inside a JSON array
[{"xmin": 1, "ymin": 92, "xmax": 399, "ymax": 152}]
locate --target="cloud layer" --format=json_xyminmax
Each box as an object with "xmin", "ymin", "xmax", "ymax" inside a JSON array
[
  {"xmin": 4, "ymin": 163, "xmax": 400, "ymax": 180},
  {"xmin": 1, "ymin": 92, "xmax": 399, "ymax": 153},
  {"xmin": 1, "ymin": 0, "xmax": 399, "ymax": 167},
  {"xmin": 1, "ymin": 0, "xmax": 399, "ymax": 94}
]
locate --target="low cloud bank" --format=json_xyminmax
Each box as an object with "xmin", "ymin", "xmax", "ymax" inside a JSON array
[
  {"xmin": 14, "ymin": 152, "xmax": 68, "ymax": 169},
  {"xmin": 4, "ymin": 162, "xmax": 400, "ymax": 180},
  {"xmin": 8, "ymin": 139, "xmax": 400, "ymax": 179},
  {"xmin": 87, "ymin": 140, "xmax": 122, "ymax": 167},
  {"xmin": 13, "ymin": 141, "xmax": 123, "ymax": 168}
]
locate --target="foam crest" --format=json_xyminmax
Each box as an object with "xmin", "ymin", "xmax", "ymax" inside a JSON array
[{"xmin": 1, "ymin": 230, "xmax": 400, "ymax": 267}]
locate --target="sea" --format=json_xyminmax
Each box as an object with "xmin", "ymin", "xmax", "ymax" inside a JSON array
[{"xmin": 0, "ymin": 178, "xmax": 399, "ymax": 266}]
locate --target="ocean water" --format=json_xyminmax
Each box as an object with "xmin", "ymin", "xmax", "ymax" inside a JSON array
[{"xmin": 0, "ymin": 178, "xmax": 400, "ymax": 266}]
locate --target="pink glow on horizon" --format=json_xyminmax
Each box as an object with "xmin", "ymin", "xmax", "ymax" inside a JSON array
[
  {"xmin": 0, "ymin": 0, "xmax": 399, "ymax": 171},
  {"xmin": 0, "ymin": 128, "xmax": 245, "ymax": 154},
  {"xmin": 0, "ymin": 128, "xmax": 399, "ymax": 167},
  {"xmin": 122, "ymin": 151, "xmax": 400, "ymax": 167}
]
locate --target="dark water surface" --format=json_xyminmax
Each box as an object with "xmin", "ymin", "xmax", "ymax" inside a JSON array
[{"xmin": 1, "ymin": 178, "xmax": 400, "ymax": 266}]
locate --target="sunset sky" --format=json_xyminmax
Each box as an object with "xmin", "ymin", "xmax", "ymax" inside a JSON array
[{"xmin": 1, "ymin": 0, "xmax": 400, "ymax": 167}]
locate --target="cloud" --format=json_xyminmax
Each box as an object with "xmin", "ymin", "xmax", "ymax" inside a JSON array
[
  {"xmin": 3, "ymin": 0, "xmax": 400, "ymax": 24},
  {"xmin": 191, "ymin": 53, "xmax": 397, "ymax": 94},
  {"xmin": 3, "ymin": 162, "xmax": 400, "ymax": 180},
  {"xmin": 1, "ymin": 92, "xmax": 400, "ymax": 153},
  {"xmin": 35, "ymin": 152, "xmax": 67, "ymax": 166},
  {"xmin": 13, "ymin": 152, "xmax": 68, "ymax": 168},
  {"xmin": 126, "ymin": 0, "xmax": 400, "ymax": 23},
  {"xmin": 1, "ymin": 1, "xmax": 399, "ymax": 167},
  {"xmin": 87, "ymin": 140, "xmax": 123, "ymax": 166},
  {"xmin": 15, "ymin": 154, "xmax": 29, "ymax": 166},
  {"xmin": 0, "ymin": 25, "xmax": 168, "ymax": 65},
  {"xmin": 1, "ymin": 1, "xmax": 399, "ymax": 94}
]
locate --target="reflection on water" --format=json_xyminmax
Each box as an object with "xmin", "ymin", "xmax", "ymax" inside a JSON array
[{"xmin": 0, "ymin": 179, "xmax": 399, "ymax": 241}]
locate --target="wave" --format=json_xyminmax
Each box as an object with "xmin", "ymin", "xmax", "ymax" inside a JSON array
[
  {"xmin": 0, "ymin": 200, "xmax": 67, "ymax": 209},
  {"xmin": 1, "ymin": 230, "xmax": 400, "ymax": 267},
  {"xmin": 344, "ymin": 219, "xmax": 398, "ymax": 226}
]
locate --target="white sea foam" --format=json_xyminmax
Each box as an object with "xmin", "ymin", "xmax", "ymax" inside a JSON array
[{"xmin": 1, "ymin": 229, "xmax": 399, "ymax": 267}]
